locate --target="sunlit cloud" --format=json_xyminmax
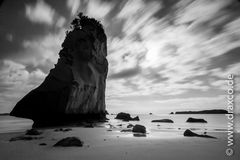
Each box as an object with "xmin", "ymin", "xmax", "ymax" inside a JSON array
[
  {"xmin": 25, "ymin": 0, "xmax": 55, "ymax": 25},
  {"xmin": 56, "ymin": 17, "xmax": 66, "ymax": 28},
  {"xmin": 0, "ymin": 60, "xmax": 46, "ymax": 112}
]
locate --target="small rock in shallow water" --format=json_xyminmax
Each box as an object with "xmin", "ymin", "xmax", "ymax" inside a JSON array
[
  {"xmin": 54, "ymin": 137, "xmax": 83, "ymax": 147},
  {"xmin": 25, "ymin": 129, "xmax": 42, "ymax": 135},
  {"xmin": 121, "ymin": 129, "xmax": 132, "ymax": 132},
  {"xmin": 127, "ymin": 124, "xmax": 134, "ymax": 128},
  {"xmin": 132, "ymin": 125, "xmax": 146, "ymax": 133},
  {"xmin": 39, "ymin": 143, "xmax": 47, "ymax": 146},
  {"xmin": 186, "ymin": 117, "xmax": 207, "ymax": 123},
  {"xmin": 183, "ymin": 129, "xmax": 198, "ymax": 137},
  {"xmin": 183, "ymin": 129, "xmax": 216, "ymax": 139},
  {"xmin": 10, "ymin": 136, "xmax": 43, "ymax": 141},
  {"xmin": 84, "ymin": 123, "xmax": 94, "ymax": 128},
  {"xmin": 132, "ymin": 116, "xmax": 140, "ymax": 121},
  {"xmin": 115, "ymin": 112, "xmax": 140, "ymax": 121},
  {"xmin": 54, "ymin": 128, "xmax": 72, "ymax": 132},
  {"xmin": 151, "ymin": 119, "xmax": 174, "ymax": 123}
]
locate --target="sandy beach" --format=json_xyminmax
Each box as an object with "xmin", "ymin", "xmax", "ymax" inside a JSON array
[{"xmin": 0, "ymin": 114, "xmax": 239, "ymax": 160}]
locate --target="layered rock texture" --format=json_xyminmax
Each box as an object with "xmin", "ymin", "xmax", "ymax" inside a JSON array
[{"xmin": 10, "ymin": 13, "xmax": 108, "ymax": 124}]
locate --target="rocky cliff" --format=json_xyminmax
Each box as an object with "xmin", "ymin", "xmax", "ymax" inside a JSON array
[{"xmin": 10, "ymin": 13, "xmax": 108, "ymax": 125}]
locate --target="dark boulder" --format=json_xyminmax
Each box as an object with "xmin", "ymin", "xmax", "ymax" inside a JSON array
[
  {"xmin": 186, "ymin": 117, "xmax": 207, "ymax": 123},
  {"xmin": 115, "ymin": 112, "xmax": 131, "ymax": 121},
  {"xmin": 39, "ymin": 143, "xmax": 47, "ymax": 146},
  {"xmin": 183, "ymin": 129, "xmax": 198, "ymax": 137},
  {"xmin": 115, "ymin": 112, "xmax": 140, "ymax": 121},
  {"xmin": 54, "ymin": 137, "xmax": 83, "ymax": 147},
  {"xmin": 183, "ymin": 129, "xmax": 216, "ymax": 139},
  {"xmin": 132, "ymin": 116, "xmax": 140, "ymax": 121},
  {"xmin": 132, "ymin": 124, "xmax": 146, "ymax": 133},
  {"xmin": 151, "ymin": 119, "xmax": 174, "ymax": 123}
]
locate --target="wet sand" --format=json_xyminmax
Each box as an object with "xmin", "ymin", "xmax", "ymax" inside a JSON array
[{"xmin": 0, "ymin": 115, "xmax": 239, "ymax": 160}]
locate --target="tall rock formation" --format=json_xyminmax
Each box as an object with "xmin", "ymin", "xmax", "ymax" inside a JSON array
[{"xmin": 10, "ymin": 13, "xmax": 108, "ymax": 125}]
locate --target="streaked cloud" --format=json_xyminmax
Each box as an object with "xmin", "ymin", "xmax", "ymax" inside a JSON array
[
  {"xmin": 86, "ymin": 0, "xmax": 113, "ymax": 19},
  {"xmin": 105, "ymin": 0, "xmax": 240, "ymax": 113},
  {"xmin": 108, "ymin": 66, "xmax": 140, "ymax": 79},
  {"xmin": 20, "ymin": 30, "xmax": 66, "ymax": 72},
  {"xmin": 67, "ymin": 0, "xmax": 81, "ymax": 16},
  {"xmin": 0, "ymin": 0, "xmax": 240, "ymax": 113}
]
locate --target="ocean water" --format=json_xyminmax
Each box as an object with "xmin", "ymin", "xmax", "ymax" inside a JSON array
[
  {"xmin": 0, "ymin": 116, "xmax": 33, "ymax": 133},
  {"xmin": 0, "ymin": 114, "xmax": 239, "ymax": 134},
  {"xmin": 107, "ymin": 114, "xmax": 240, "ymax": 134}
]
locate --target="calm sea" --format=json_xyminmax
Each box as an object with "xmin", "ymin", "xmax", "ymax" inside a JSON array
[
  {"xmin": 0, "ymin": 116, "xmax": 33, "ymax": 133},
  {"xmin": 0, "ymin": 114, "xmax": 239, "ymax": 133},
  {"xmin": 108, "ymin": 114, "xmax": 240, "ymax": 134}
]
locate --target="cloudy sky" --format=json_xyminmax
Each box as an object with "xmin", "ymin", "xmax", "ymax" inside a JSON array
[{"xmin": 0, "ymin": 0, "xmax": 239, "ymax": 114}]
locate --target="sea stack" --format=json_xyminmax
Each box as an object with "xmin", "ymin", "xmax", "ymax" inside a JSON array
[{"xmin": 10, "ymin": 13, "xmax": 108, "ymax": 126}]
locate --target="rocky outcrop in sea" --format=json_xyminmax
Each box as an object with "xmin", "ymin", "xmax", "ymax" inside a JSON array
[{"xmin": 10, "ymin": 13, "xmax": 108, "ymax": 126}]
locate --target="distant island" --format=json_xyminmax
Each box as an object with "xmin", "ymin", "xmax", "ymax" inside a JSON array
[{"xmin": 171, "ymin": 109, "xmax": 228, "ymax": 114}]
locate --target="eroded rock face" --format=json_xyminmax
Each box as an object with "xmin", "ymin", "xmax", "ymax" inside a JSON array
[{"xmin": 10, "ymin": 14, "xmax": 108, "ymax": 124}]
